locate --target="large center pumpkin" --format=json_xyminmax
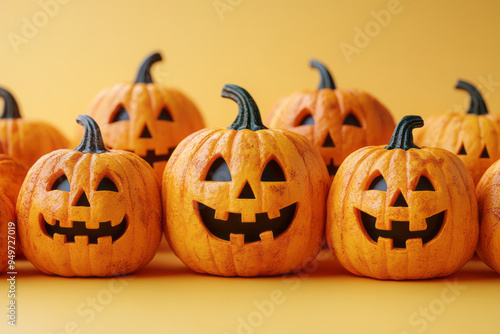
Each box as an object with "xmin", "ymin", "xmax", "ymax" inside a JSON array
[{"xmin": 164, "ymin": 84, "xmax": 329, "ymax": 277}]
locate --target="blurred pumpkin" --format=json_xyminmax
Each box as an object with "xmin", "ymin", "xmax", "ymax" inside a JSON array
[
  {"xmin": 414, "ymin": 80, "xmax": 500, "ymax": 184},
  {"xmin": 265, "ymin": 59, "xmax": 395, "ymax": 181},
  {"xmin": 327, "ymin": 115, "xmax": 478, "ymax": 280},
  {"xmin": 83, "ymin": 52, "xmax": 205, "ymax": 182},
  {"xmin": 164, "ymin": 84, "xmax": 329, "ymax": 277},
  {"xmin": 0, "ymin": 87, "xmax": 70, "ymax": 169},
  {"xmin": 17, "ymin": 115, "xmax": 162, "ymax": 277}
]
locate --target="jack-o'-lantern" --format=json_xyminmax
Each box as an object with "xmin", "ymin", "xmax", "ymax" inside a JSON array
[
  {"xmin": 476, "ymin": 160, "xmax": 500, "ymax": 274},
  {"xmin": 265, "ymin": 59, "xmax": 395, "ymax": 181},
  {"xmin": 327, "ymin": 115, "xmax": 478, "ymax": 280},
  {"xmin": 83, "ymin": 52, "xmax": 205, "ymax": 182},
  {"xmin": 164, "ymin": 84, "xmax": 330, "ymax": 277},
  {"xmin": 414, "ymin": 80, "xmax": 500, "ymax": 184},
  {"xmin": 17, "ymin": 115, "xmax": 162, "ymax": 277},
  {"xmin": 0, "ymin": 87, "xmax": 70, "ymax": 169},
  {"xmin": 0, "ymin": 193, "xmax": 16, "ymax": 272}
]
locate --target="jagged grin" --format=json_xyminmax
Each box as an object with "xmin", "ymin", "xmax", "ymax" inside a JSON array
[
  {"xmin": 197, "ymin": 202, "xmax": 298, "ymax": 243},
  {"xmin": 358, "ymin": 209, "xmax": 446, "ymax": 249},
  {"xmin": 42, "ymin": 214, "xmax": 127, "ymax": 244}
]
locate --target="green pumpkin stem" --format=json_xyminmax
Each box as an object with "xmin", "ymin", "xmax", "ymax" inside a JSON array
[
  {"xmin": 134, "ymin": 52, "xmax": 162, "ymax": 84},
  {"xmin": 385, "ymin": 115, "xmax": 423, "ymax": 151},
  {"xmin": 310, "ymin": 59, "xmax": 335, "ymax": 90},
  {"xmin": 455, "ymin": 80, "xmax": 488, "ymax": 115},
  {"xmin": 0, "ymin": 87, "xmax": 21, "ymax": 119},
  {"xmin": 223, "ymin": 84, "xmax": 268, "ymax": 131},
  {"xmin": 74, "ymin": 115, "xmax": 109, "ymax": 154}
]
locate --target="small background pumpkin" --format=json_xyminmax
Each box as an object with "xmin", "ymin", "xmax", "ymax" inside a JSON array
[
  {"xmin": 0, "ymin": 87, "xmax": 70, "ymax": 170},
  {"xmin": 164, "ymin": 84, "xmax": 329, "ymax": 277},
  {"xmin": 265, "ymin": 59, "xmax": 395, "ymax": 180}
]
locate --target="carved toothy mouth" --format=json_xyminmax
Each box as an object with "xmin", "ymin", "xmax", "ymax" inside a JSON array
[
  {"xmin": 197, "ymin": 202, "xmax": 298, "ymax": 243},
  {"xmin": 358, "ymin": 209, "xmax": 446, "ymax": 249},
  {"xmin": 42, "ymin": 215, "xmax": 127, "ymax": 244}
]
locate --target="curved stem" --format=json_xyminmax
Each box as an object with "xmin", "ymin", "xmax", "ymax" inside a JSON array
[
  {"xmin": 310, "ymin": 59, "xmax": 335, "ymax": 90},
  {"xmin": 134, "ymin": 52, "xmax": 162, "ymax": 84},
  {"xmin": 0, "ymin": 87, "xmax": 21, "ymax": 119},
  {"xmin": 456, "ymin": 80, "xmax": 488, "ymax": 115},
  {"xmin": 385, "ymin": 115, "xmax": 423, "ymax": 151},
  {"xmin": 74, "ymin": 115, "xmax": 109, "ymax": 154},
  {"xmin": 223, "ymin": 84, "xmax": 268, "ymax": 131}
]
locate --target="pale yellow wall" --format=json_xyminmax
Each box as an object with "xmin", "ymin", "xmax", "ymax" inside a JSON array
[{"xmin": 1, "ymin": 0, "xmax": 499, "ymax": 140}]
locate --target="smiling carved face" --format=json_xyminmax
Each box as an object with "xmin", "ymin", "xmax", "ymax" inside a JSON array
[
  {"xmin": 326, "ymin": 115, "xmax": 479, "ymax": 280},
  {"xmin": 164, "ymin": 84, "xmax": 330, "ymax": 277}
]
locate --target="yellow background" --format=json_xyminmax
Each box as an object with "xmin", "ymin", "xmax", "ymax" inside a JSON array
[{"xmin": 2, "ymin": 0, "xmax": 500, "ymax": 333}]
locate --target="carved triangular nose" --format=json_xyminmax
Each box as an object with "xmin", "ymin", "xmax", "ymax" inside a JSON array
[
  {"xmin": 238, "ymin": 181, "xmax": 255, "ymax": 199},
  {"xmin": 322, "ymin": 133, "xmax": 335, "ymax": 147},
  {"xmin": 140, "ymin": 125, "xmax": 152, "ymax": 138},
  {"xmin": 392, "ymin": 192, "xmax": 408, "ymax": 207},
  {"xmin": 75, "ymin": 191, "xmax": 90, "ymax": 207}
]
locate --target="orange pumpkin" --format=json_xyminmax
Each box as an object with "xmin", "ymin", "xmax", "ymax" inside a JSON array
[
  {"xmin": 265, "ymin": 59, "xmax": 395, "ymax": 180},
  {"xmin": 0, "ymin": 87, "xmax": 70, "ymax": 169},
  {"xmin": 414, "ymin": 80, "xmax": 500, "ymax": 184},
  {"xmin": 17, "ymin": 115, "xmax": 162, "ymax": 277},
  {"xmin": 327, "ymin": 115, "xmax": 478, "ymax": 280},
  {"xmin": 476, "ymin": 160, "xmax": 500, "ymax": 274},
  {"xmin": 83, "ymin": 52, "xmax": 205, "ymax": 182},
  {"xmin": 0, "ymin": 193, "xmax": 16, "ymax": 273},
  {"xmin": 164, "ymin": 84, "xmax": 329, "ymax": 277}
]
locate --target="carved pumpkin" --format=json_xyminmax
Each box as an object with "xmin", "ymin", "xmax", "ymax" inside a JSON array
[
  {"xmin": 0, "ymin": 154, "xmax": 27, "ymax": 206},
  {"xmin": 265, "ymin": 59, "xmax": 395, "ymax": 180},
  {"xmin": 0, "ymin": 193, "xmax": 16, "ymax": 272},
  {"xmin": 414, "ymin": 80, "xmax": 500, "ymax": 184},
  {"xmin": 17, "ymin": 115, "xmax": 162, "ymax": 277},
  {"xmin": 327, "ymin": 115, "xmax": 478, "ymax": 280},
  {"xmin": 83, "ymin": 52, "xmax": 205, "ymax": 182},
  {"xmin": 476, "ymin": 160, "xmax": 500, "ymax": 274},
  {"xmin": 0, "ymin": 87, "xmax": 70, "ymax": 169},
  {"xmin": 164, "ymin": 84, "xmax": 329, "ymax": 277}
]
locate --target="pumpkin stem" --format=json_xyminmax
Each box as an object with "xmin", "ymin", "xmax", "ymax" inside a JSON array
[
  {"xmin": 385, "ymin": 115, "xmax": 423, "ymax": 151},
  {"xmin": 0, "ymin": 87, "xmax": 21, "ymax": 119},
  {"xmin": 223, "ymin": 84, "xmax": 268, "ymax": 131},
  {"xmin": 74, "ymin": 115, "xmax": 109, "ymax": 154},
  {"xmin": 310, "ymin": 59, "xmax": 335, "ymax": 90},
  {"xmin": 134, "ymin": 52, "xmax": 162, "ymax": 84},
  {"xmin": 455, "ymin": 80, "xmax": 488, "ymax": 115}
]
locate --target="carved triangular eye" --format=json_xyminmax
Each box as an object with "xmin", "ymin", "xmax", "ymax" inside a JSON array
[
  {"xmin": 110, "ymin": 106, "xmax": 130, "ymax": 123},
  {"xmin": 298, "ymin": 114, "xmax": 315, "ymax": 126},
  {"xmin": 343, "ymin": 114, "xmax": 361, "ymax": 127},
  {"xmin": 261, "ymin": 159, "xmax": 286, "ymax": 182},
  {"xmin": 51, "ymin": 174, "xmax": 70, "ymax": 192},
  {"xmin": 97, "ymin": 177, "xmax": 118, "ymax": 192},
  {"xmin": 457, "ymin": 144, "xmax": 467, "ymax": 155},
  {"xmin": 368, "ymin": 174, "xmax": 387, "ymax": 191},
  {"xmin": 206, "ymin": 157, "xmax": 231, "ymax": 182},
  {"xmin": 415, "ymin": 175, "xmax": 435, "ymax": 191},
  {"xmin": 158, "ymin": 107, "xmax": 173, "ymax": 121},
  {"xmin": 480, "ymin": 146, "xmax": 490, "ymax": 158}
]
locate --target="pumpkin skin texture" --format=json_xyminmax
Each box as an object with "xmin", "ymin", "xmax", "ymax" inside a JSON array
[
  {"xmin": 17, "ymin": 115, "xmax": 162, "ymax": 277},
  {"xmin": 327, "ymin": 116, "xmax": 478, "ymax": 280},
  {"xmin": 414, "ymin": 80, "xmax": 500, "ymax": 185},
  {"xmin": 0, "ymin": 87, "xmax": 70, "ymax": 170},
  {"xmin": 0, "ymin": 154, "xmax": 27, "ymax": 206},
  {"xmin": 164, "ymin": 84, "xmax": 330, "ymax": 277},
  {"xmin": 83, "ymin": 52, "xmax": 205, "ymax": 182},
  {"xmin": 265, "ymin": 60, "xmax": 395, "ymax": 181},
  {"xmin": 0, "ymin": 193, "xmax": 16, "ymax": 272},
  {"xmin": 476, "ymin": 160, "xmax": 500, "ymax": 274}
]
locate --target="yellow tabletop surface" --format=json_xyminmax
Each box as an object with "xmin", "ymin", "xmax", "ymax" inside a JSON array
[{"xmin": 2, "ymin": 246, "xmax": 500, "ymax": 334}]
